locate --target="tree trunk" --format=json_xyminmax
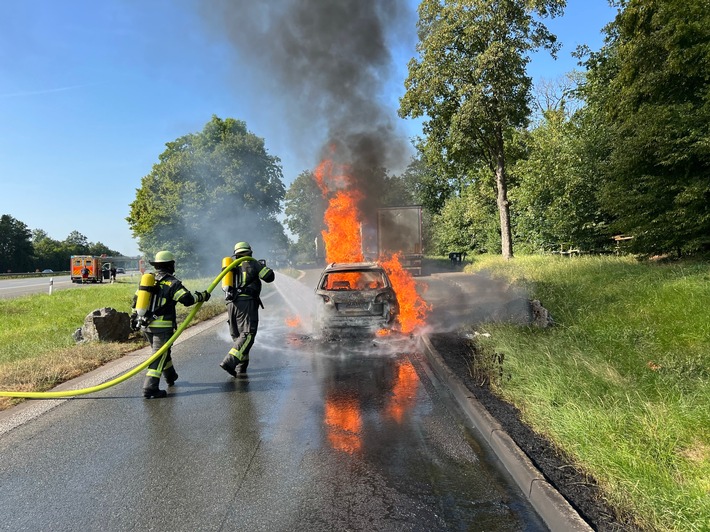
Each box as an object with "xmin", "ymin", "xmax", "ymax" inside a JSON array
[{"xmin": 494, "ymin": 131, "xmax": 514, "ymax": 260}]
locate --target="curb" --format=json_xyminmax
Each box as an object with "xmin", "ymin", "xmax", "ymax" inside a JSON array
[{"xmin": 418, "ymin": 334, "xmax": 592, "ymax": 532}]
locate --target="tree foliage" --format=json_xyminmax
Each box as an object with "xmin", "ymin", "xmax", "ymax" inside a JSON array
[
  {"xmin": 127, "ymin": 116, "xmax": 287, "ymax": 273},
  {"xmin": 284, "ymin": 170, "xmax": 325, "ymax": 259},
  {"xmin": 580, "ymin": 0, "xmax": 710, "ymax": 255},
  {"xmin": 63, "ymin": 231, "xmax": 89, "ymax": 255},
  {"xmin": 400, "ymin": 155, "xmax": 463, "ymax": 216},
  {"xmin": 0, "ymin": 218, "xmax": 122, "ymax": 273},
  {"xmin": 510, "ymin": 108, "xmax": 613, "ymax": 252},
  {"xmin": 400, "ymin": 0, "xmax": 565, "ymax": 259},
  {"xmin": 88, "ymin": 242, "xmax": 117, "ymax": 257},
  {"xmin": 31, "ymin": 230, "xmax": 121, "ymax": 272},
  {"xmin": 431, "ymin": 169, "xmax": 500, "ymax": 255},
  {"xmin": 380, "ymin": 171, "xmax": 416, "ymax": 208},
  {"xmin": 32, "ymin": 233, "xmax": 68, "ymax": 272},
  {"xmin": 0, "ymin": 215, "xmax": 33, "ymax": 273}
]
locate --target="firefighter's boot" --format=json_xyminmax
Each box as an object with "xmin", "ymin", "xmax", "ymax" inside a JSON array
[
  {"xmin": 219, "ymin": 355, "xmax": 238, "ymax": 378},
  {"xmin": 164, "ymin": 366, "xmax": 178, "ymax": 386},
  {"xmin": 143, "ymin": 376, "xmax": 167, "ymax": 399},
  {"xmin": 235, "ymin": 359, "xmax": 249, "ymax": 377}
]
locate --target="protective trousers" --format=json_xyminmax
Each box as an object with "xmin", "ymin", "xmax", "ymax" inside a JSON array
[
  {"xmin": 143, "ymin": 329, "xmax": 178, "ymax": 384},
  {"xmin": 223, "ymin": 298, "xmax": 259, "ymax": 372}
]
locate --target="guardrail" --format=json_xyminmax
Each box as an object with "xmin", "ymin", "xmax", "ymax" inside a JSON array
[{"xmin": 0, "ymin": 271, "xmax": 70, "ymax": 280}]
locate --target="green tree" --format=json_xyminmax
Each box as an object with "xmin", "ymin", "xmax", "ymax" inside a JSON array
[
  {"xmin": 63, "ymin": 231, "xmax": 90, "ymax": 255},
  {"xmin": 127, "ymin": 116, "xmax": 287, "ymax": 273},
  {"xmin": 0, "ymin": 215, "xmax": 34, "ymax": 273},
  {"xmin": 380, "ymin": 171, "xmax": 415, "ymax": 208},
  {"xmin": 32, "ymin": 232, "xmax": 66, "ymax": 272},
  {"xmin": 397, "ymin": 155, "xmax": 455, "ymax": 215},
  {"xmin": 284, "ymin": 170, "xmax": 325, "ymax": 260},
  {"xmin": 510, "ymin": 108, "xmax": 612, "ymax": 252},
  {"xmin": 88, "ymin": 242, "xmax": 121, "ymax": 257},
  {"xmin": 27, "ymin": 229, "xmax": 119, "ymax": 271},
  {"xmin": 399, "ymin": 0, "xmax": 565, "ymax": 259},
  {"xmin": 31, "ymin": 229, "xmax": 48, "ymax": 242},
  {"xmin": 580, "ymin": 0, "xmax": 710, "ymax": 255},
  {"xmin": 432, "ymin": 168, "xmax": 500, "ymax": 255}
]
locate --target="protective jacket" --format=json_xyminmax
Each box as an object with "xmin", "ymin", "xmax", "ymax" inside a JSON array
[
  {"xmin": 219, "ymin": 257, "xmax": 274, "ymax": 376},
  {"xmin": 226, "ymin": 258, "xmax": 275, "ymax": 304},
  {"xmin": 133, "ymin": 270, "xmax": 197, "ymax": 331}
]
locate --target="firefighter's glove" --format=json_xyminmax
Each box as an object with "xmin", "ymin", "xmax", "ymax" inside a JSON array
[
  {"xmin": 129, "ymin": 313, "xmax": 141, "ymax": 331},
  {"xmin": 225, "ymin": 286, "xmax": 242, "ymax": 301},
  {"xmin": 195, "ymin": 290, "xmax": 210, "ymax": 303}
]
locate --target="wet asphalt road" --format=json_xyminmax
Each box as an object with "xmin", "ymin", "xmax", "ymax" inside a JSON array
[{"xmin": 0, "ymin": 270, "xmax": 544, "ymax": 531}]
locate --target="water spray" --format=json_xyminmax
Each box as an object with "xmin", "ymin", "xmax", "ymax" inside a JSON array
[{"xmin": 0, "ymin": 256, "xmax": 253, "ymax": 399}]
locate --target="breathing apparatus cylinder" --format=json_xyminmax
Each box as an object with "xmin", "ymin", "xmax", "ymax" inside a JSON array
[
  {"xmin": 135, "ymin": 272, "xmax": 156, "ymax": 317},
  {"xmin": 221, "ymin": 257, "xmax": 234, "ymax": 290}
]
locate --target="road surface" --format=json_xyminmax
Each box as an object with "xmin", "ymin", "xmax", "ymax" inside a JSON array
[
  {"xmin": 0, "ymin": 269, "xmax": 545, "ymax": 531},
  {"xmin": 0, "ymin": 274, "xmax": 77, "ymax": 299},
  {"xmin": 0, "ymin": 272, "xmax": 141, "ymax": 299}
]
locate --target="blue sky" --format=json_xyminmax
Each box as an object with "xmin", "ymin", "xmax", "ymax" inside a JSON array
[{"xmin": 0, "ymin": 1, "xmax": 617, "ymax": 257}]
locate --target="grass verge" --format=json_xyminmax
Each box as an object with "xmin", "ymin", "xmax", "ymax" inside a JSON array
[
  {"xmin": 0, "ymin": 277, "xmax": 226, "ymax": 411},
  {"xmin": 467, "ymin": 254, "xmax": 709, "ymax": 531}
]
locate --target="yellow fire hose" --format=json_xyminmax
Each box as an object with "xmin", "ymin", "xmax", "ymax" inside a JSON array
[{"xmin": 0, "ymin": 256, "xmax": 252, "ymax": 399}]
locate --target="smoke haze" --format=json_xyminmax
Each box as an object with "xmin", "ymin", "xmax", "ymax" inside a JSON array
[{"xmin": 199, "ymin": 0, "xmax": 417, "ymax": 213}]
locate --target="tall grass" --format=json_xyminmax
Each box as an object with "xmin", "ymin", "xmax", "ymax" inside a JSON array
[
  {"xmin": 0, "ymin": 278, "xmax": 225, "ymax": 409},
  {"xmin": 468, "ymin": 255, "xmax": 710, "ymax": 531}
]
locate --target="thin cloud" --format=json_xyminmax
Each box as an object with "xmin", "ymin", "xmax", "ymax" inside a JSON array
[{"xmin": 0, "ymin": 82, "xmax": 102, "ymax": 99}]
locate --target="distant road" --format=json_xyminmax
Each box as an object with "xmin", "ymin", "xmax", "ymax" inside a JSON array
[{"xmin": 0, "ymin": 275, "xmax": 77, "ymax": 299}]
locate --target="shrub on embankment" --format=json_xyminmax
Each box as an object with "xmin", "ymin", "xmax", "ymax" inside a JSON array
[
  {"xmin": 0, "ymin": 277, "xmax": 224, "ymax": 411},
  {"xmin": 467, "ymin": 254, "xmax": 709, "ymax": 531}
]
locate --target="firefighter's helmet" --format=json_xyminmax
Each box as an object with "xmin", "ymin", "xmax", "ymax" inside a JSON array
[
  {"xmin": 233, "ymin": 241, "xmax": 252, "ymax": 257},
  {"xmin": 149, "ymin": 250, "xmax": 175, "ymax": 266}
]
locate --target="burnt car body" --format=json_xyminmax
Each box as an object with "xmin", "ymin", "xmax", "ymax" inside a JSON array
[{"xmin": 314, "ymin": 262, "xmax": 399, "ymax": 335}]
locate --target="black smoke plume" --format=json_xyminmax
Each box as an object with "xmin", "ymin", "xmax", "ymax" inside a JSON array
[{"xmin": 200, "ymin": 0, "xmax": 416, "ymax": 218}]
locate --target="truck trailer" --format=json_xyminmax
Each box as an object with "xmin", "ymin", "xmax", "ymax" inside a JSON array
[{"xmin": 376, "ymin": 206, "xmax": 424, "ymax": 276}]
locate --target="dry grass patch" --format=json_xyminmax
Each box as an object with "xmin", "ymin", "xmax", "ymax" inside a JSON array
[
  {"xmin": 0, "ymin": 280, "xmax": 227, "ymax": 412},
  {"xmin": 0, "ymin": 339, "xmax": 144, "ymax": 411}
]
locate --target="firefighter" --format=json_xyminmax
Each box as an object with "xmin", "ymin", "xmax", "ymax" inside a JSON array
[
  {"xmin": 130, "ymin": 250, "xmax": 210, "ymax": 399},
  {"xmin": 220, "ymin": 241, "xmax": 275, "ymax": 378}
]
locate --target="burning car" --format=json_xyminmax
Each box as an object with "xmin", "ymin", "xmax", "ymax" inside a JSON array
[{"xmin": 314, "ymin": 262, "xmax": 399, "ymax": 335}]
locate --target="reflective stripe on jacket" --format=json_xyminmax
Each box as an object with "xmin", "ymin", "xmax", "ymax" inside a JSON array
[
  {"xmin": 141, "ymin": 270, "xmax": 196, "ymax": 330},
  {"xmin": 232, "ymin": 258, "xmax": 274, "ymax": 300}
]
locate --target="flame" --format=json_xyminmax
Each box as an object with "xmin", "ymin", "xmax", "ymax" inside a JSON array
[
  {"xmin": 285, "ymin": 315, "xmax": 301, "ymax": 328},
  {"xmin": 313, "ymin": 156, "xmax": 429, "ymax": 335},
  {"xmin": 381, "ymin": 253, "xmax": 430, "ymax": 335},
  {"xmin": 386, "ymin": 360, "xmax": 419, "ymax": 424},
  {"xmin": 314, "ymin": 158, "xmax": 363, "ymax": 264},
  {"xmin": 324, "ymin": 397, "xmax": 362, "ymax": 453}
]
